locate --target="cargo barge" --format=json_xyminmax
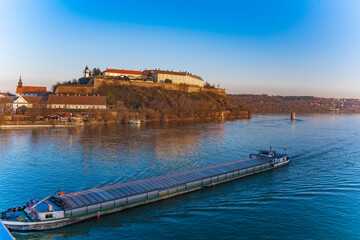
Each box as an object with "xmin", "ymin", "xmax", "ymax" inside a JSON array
[{"xmin": 1, "ymin": 150, "xmax": 289, "ymax": 231}]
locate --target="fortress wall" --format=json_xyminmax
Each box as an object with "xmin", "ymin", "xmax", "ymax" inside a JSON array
[
  {"xmin": 55, "ymin": 78, "xmax": 226, "ymax": 96},
  {"xmin": 55, "ymin": 85, "xmax": 95, "ymax": 95}
]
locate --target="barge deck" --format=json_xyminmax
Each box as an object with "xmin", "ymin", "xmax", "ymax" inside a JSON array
[{"xmin": 2, "ymin": 150, "xmax": 289, "ymax": 231}]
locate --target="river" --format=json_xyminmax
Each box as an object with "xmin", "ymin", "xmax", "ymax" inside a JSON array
[{"xmin": 1, "ymin": 114, "xmax": 360, "ymax": 239}]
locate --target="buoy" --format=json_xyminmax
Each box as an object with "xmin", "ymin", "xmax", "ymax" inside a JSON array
[
  {"xmin": 97, "ymin": 212, "xmax": 100, "ymax": 219},
  {"xmin": 212, "ymin": 183, "xmax": 216, "ymax": 187}
]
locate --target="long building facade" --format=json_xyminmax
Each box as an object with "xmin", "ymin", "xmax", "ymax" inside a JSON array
[
  {"xmin": 47, "ymin": 94, "xmax": 107, "ymax": 110},
  {"xmin": 144, "ymin": 70, "xmax": 204, "ymax": 87}
]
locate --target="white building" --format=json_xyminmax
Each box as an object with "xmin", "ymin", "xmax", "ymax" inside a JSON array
[
  {"xmin": 47, "ymin": 94, "xmax": 106, "ymax": 110},
  {"xmin": 143, "ymin": 70, "xmax": 204, "ymax": 87},
  {"xmin": 12, "ymin": 96, "xmax": 44, "ymax": 112}
]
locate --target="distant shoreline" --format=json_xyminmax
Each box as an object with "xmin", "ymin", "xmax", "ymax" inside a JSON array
[{"xmin": 0, "ymin": 124, "xmax": 81, "ymax": 129}]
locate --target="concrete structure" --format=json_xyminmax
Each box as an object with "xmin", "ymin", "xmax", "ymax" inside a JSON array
[
  {"xmin": 16, "ymin": 76, "xmax": 47, "ymax": 96},
  {"xmin": 291, "ymin": 112, "xmax": 296, "ymax": 120},
  {"xmin": 104, "ymin": 69, "xmax": 143, "ymax": 79},
  {"xmin": 12, "ymin": 96, "xmax": 45, "ymax": 112},
  {"xmin": 143, "ymin": 70, "xmax": 204, "ymax": 87},
  {"xmin": 47, "ymin": 94, "xmax": 106, "ymax": 110}
]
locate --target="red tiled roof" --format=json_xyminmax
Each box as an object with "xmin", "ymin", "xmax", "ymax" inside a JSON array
[
  {"xmin": 22, "ymin": 96, "xmax": 43, "ymax": 104},
  {"xmin": 105, "ymin": 69, "xmax": 143, "ymax": 75},
  {"xmin": 142, "ymin": 70, "xmax": 153, "ymax": 75},
  {"xmin": 47, "ymin": 95, "xmax": 107, "ymax": 105},
  {"xmin": 16, "ymin": 86, "xmax": 47, "ymax": 93}
]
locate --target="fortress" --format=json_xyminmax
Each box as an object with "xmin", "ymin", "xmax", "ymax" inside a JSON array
[{"xmin": 55, "ymin": 67, "xmax": 226, "ymax": 95}]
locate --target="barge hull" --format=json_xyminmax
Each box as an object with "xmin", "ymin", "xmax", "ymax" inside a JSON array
[{"xmin": 3, "ymin": 160, "xmax": 288, "ymax": 231}]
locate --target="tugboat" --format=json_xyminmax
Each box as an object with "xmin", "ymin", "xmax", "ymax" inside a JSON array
[
  {"xmin": 1, "ymin": 149, "xmax": 289, "ymax": 231},
  {"xmin": 250, "ymin": 147, "xmax": 290, "ymax": 168}
]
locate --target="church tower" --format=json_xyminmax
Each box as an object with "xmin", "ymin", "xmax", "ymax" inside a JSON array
[
  {"xmin": 85, "ymin": 65, "xmax": 90, "ymax": 78},
  {"xmin": 18, "ymin": 75, "xmax": 22, "ymax": 88}
]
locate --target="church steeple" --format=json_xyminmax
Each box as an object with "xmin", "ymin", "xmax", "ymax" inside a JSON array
[
  {"xmin": 18, "ymin": 75, "xmax": 22, "ymax": 88},
  {"xmin": 85, "ymin": 65, "xmax": 90, "ymax": 78}
]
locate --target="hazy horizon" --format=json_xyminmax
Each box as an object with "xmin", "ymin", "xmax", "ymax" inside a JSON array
[{"xmin": 1, "ymin": 0, "xmax": 360, "ymax": 98}]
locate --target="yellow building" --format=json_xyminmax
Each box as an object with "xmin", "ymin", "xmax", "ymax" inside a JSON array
[{"xmin": 144, "ymin": 70, "xmax": 204, "ymax": 87}]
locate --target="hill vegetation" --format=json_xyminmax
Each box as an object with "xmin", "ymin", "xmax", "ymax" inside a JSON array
[{"xmin": 96, "ymin": 85, "xmax": 249, "ymax": 122}]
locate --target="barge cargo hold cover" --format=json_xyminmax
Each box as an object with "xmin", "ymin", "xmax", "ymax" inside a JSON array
[{"xmin": 2, "ymin": 150, "xmax": 289, "ymax": 231}]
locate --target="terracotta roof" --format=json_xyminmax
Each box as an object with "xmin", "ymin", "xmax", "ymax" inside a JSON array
[
  {"xmin": 21, "ymin": 96, "xmax": 43, "ymax": 104},
  {"xmin": 105, "ymin": 69, "xmax": 143, "ymax": 75},
  {"xmin": 47, "ymin": 95, "xmax": 106, "ymax": 105},
  {"xmin": 142, "ymin": 70, "xmax": 153, "ymax": 75},
  {"xmin": 16, "ymin": 86, "xmax": 47, "ymax": 93}
]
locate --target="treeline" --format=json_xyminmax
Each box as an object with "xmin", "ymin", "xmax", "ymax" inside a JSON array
[{"xmin": 228, "ymin": 94, "xmax": 360, "ymax": 113}]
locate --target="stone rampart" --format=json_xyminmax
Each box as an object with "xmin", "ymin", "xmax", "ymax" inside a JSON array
[
  {"xmin": 55, "ymin": 78, "xmax": 226, "ymax": 96},
  {"xmin": 55, "ymin": 85, "xmax": 95, "ymax": 95},
  {"xmin": 94, "ymin": 78, "xmax": 226, "ymax": 95}
]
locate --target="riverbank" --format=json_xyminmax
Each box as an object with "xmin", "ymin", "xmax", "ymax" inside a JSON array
[
  {"xmin": 0, "ymin": 120, "xmax": 84, "ymax": 129},
  {"xmin": 0, "ymin": 112, "xmax": 250, "ymax": 129}
]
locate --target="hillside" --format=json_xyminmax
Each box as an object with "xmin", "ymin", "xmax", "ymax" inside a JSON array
[
  {"xmin": 229, "ymin": 94, "xmax": 360, "ymax": 113},
  {"xmin": 96, "ymin": 85, "xmax": 249, "ymax": 122}
]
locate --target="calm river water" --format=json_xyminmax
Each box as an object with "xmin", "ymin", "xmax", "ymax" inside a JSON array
[{"xmin": 1, "ymin": 114, "xmax": 360, "ymax": 240}]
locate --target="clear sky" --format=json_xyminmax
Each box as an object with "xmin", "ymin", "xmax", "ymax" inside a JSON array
[{"xmin": 0, "ymin": 0, "xmax": 360, "ymax": 98}]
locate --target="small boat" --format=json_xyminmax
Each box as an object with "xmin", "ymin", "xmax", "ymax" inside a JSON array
[
  {"xmin": 1, "ymin": 149, "xmax": 289, "ymax": 231},
  {"xmin": 129, "ymin": 119, "xmax": 141, "ymax": 124}
]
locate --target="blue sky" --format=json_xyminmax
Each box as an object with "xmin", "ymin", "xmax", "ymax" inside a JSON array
[{"xmin": 0, "ymin": 0, "xmax": 360, "ymax": 97}]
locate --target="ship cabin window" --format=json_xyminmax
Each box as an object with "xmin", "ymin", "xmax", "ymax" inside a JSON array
[{"xmin": 45, "ymin": 214, "xmax": 53, "ymax": 219}]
